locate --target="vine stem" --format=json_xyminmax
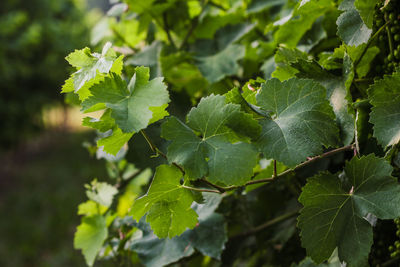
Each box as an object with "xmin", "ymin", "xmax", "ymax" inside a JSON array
[
  {"xmin": 232, "ymin": 209, "xmax": 300, "ymax": 239},
  {"xmin": 181, "ymin": 185, "xmax": 221, "ymax": 194},
  {"xmin": 354, "ymin": 20, "xmax": 390, "ymax": 69},
  {"xmin": 218, "ymin": 144, "xmax": 355, "ymax": 192},
  {"xmin": 162, "ymin": 13, "xmax": 177, "ymax": 49},
  {"xmin": 200, "ymin": 178, "xmax": 227, "ymax": 193},
  {"xmin": 385, "ymin": 12, "xmax": 395, "ymax": 58}
]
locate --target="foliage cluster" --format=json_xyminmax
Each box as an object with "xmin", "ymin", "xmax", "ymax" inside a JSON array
[{"xmin": 63, "ymin": 0, "xmax": 400, "ymax": 266}]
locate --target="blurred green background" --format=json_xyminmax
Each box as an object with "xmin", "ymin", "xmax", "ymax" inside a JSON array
[{"xmin": 0, "ymin": 0, "xmax": 111, "ymax": 265}]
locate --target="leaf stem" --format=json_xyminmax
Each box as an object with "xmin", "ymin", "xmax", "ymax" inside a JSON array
[
  {"xmin": 385, "ymin": 12, "xmax": 395, "ymax": 58},
  {"xmin": 162, "ymin": 13, "xmax": 177, "ymax": 49},
  {"xmin": 273, "ymin": 160, "xmax": 277, "ymax": 178},
  {"xmin": 181, "ymin": 185, "xmax": 221, "ymax": 193},
  {"xmin": 179, "ymin": 0, "xmax": 207, "ymax": 50},
  {"xmin": 354, "ymin": 20, "xmax": 390, "ymax": 69},
  {"xmin": 354, "ymin": 110, "xmax": 360, "ymax": 156},
  {"xmin": 232, "ymin": 209, "xmax": 300, "ymax": 238},
  {"xmin": 140, "ymin": 130, "xmax": 186, "ymax": 174}
]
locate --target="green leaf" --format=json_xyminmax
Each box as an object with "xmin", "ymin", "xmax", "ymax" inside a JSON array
[
  {"xmin": 247, "ymin": 0, "xmax": 286, "ymax": 14},
  {"xmin": 130, "ymin": 165, "xmax": 198, "ymax": 238},
  {"xmin": 354, "ymin": 0, "xmax": 376, "ymax": 29},
  {"xmin": 347, "ymin": 45, "xmax": 379, "ymax": 78},
  {"xmin": 290, "ymin": 57, "xmax": 355, "ymax": 145},
  {"xmin": 130, "ymin": 220, "xmax": 195, "ymax": 267},
  {"xmin": 274, "ymin": 0, "xmax": 333, "ymax": 48},
  {"xmin": 336, "ymin": 0, "xmax": 372, "ymax": 46},
  {"xmin": 74, "ymin": 215, "xmax": 108, "ymax": 267},
  {"xmin": 161, "ymin": 94, "xmax": 259, "ymax": 185},
  {"xmin": 83, "ymin": 67, "xmax": 169, "ymax": 133},
  {"xmin": 82, "ymin": 109, "xmax": 115, "ymax": 133},
  {"xmin": 125, "ymin": 41, "xmax": 162, "ymax": 77},
  {"xmin": 65, "ymin": 42, "xmax": 122, "ymax": 92},
  {"xmin": 86, "ymin": 181, "xmax": 118, "ymax": 208},
  {"xmin": 256, "ymin": 78, "xmax": 339, "ymax": 167},
  {"xmin": 298, "ymin": 155, "xmax": 400, "ymax": 266},
  {"xmin": 97, "ymin": 128, "xmax": 133, "ymax": 156},
  {"xmin": 78, "ymin": 201, "xmax": 107, "ymax": 216},
  {"xmin": 185, "ymin": 193, "xmax": 227, "ymax": 259},
  {"xmin": 368, "ymin": 71, "xmax": 400, "ymax": 147},
  {"xmin": 272, "ymin": 46, "xmax": 309, "ymax": 81},
  {"xmin": 195, "ymin": 44, "xmax": 245, "ymax": 83}
]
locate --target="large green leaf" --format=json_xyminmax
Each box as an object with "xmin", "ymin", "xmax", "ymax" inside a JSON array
[
  {"xmin": 130, "ymin": 165, "xmax": 198, "ymax": 238},
  {"xmin": 298, "ymin": 155, "xmax": 400, "ymax": 266},
  {"xmin": 82, "ymin": 67, "xmax": 169, "ymax": 133},
  {"xmin": 368, "ymin": 71, "xmax": 400, "ymax": 147},
  {"xmin": 74, "ymin": 215, "xmax": 108, "ymax": 267},
  {"xmin": 161, "ymin": 94, "xmax": 259, "ymax": 185},
  {"xmin": 256, "ymin": 78, "xmax": 339, "ymax": 167},
  {"xmin": 336, "ymin": 0, "xmax": 372, "ymax": 46}
]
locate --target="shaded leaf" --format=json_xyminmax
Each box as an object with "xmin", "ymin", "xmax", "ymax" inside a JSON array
[
  {"xmin": 298, "ymin": 155, "xmax": 400, "ymax": 266},
  {"xmin": 368, "ymin": 71, "xmax": 400, "ymax": 147},
  {"xmin": 336, "ymin": 0, "xmax": 372, "ymax": 46}
]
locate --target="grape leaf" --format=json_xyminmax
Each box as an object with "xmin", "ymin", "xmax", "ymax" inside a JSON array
[
  {"xmin": 82, "ymin": 67, "xmax": 169, "ymax": 133},
  {"xmin": 354, "ymin": 0, "xmax": 376, "ymax": 29},
  {"xmin": 345, "ymin": 44, "xmax": 379, "ymax": 78},
  {"xmin": 82, "ymin": 109, "xmax": 115, "ymax": 133},
  {"xmin": 64, "ymin": 42, "xmax": 123, "ymax": 92},
  {"xmin": 195, "ymin": 44, "xmax": 245, "ymax": 83},
  {"xmin": 272, "ymin": 46, "xmax": 309, "ymax": 81},
  {"xmin": 183, "ymin": 193, "xmax": 227, "ymax": 259},
  {"xmin": 125, "ymin": 41, "xmax": 162, "ymax": 78},
  {"xmin": 368, "ymin": 71, "xmax": 400, "ymax": 147},
  {"xmin": 97, "ymin": 128, "xmax": 133, "ymax": 156},
  {"xmin": 274, "ymin": 0, "xmax": 333, "ymax": 48},
  {"xmin": 86, "ymin": 181, "xmax": 118, "ymax": 208},
  {"xmin": 336, "ymin": 0, "xmax": 372, "ymax": 46},
  {"xmin": 290, "ymin": 57, "xmax": 355, "ymax": 145},
  {"xmin": 298, "ymin": 155, "xmax": 400, "ymax": 266},
  {"xmin": 130, "ymin": 221, "xmax": 195, "ymax": 267},
  {"xmin": 256, "ymin": 78, "xmax": 339, "ymax": 167},
  {"xmin": 130, "ymin": 165, "xmax": 198, "ymax": 238},
  {"xmin": 74, "ymin": 215, "xmax": 108, "ymax": 267},
  {"xmin": 246, "ymin": 0, "xmax": 286, "ymax": 14},
  {"xmin": 161, "ymin": 94, "xmax": 259, "ymax": 185}
]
